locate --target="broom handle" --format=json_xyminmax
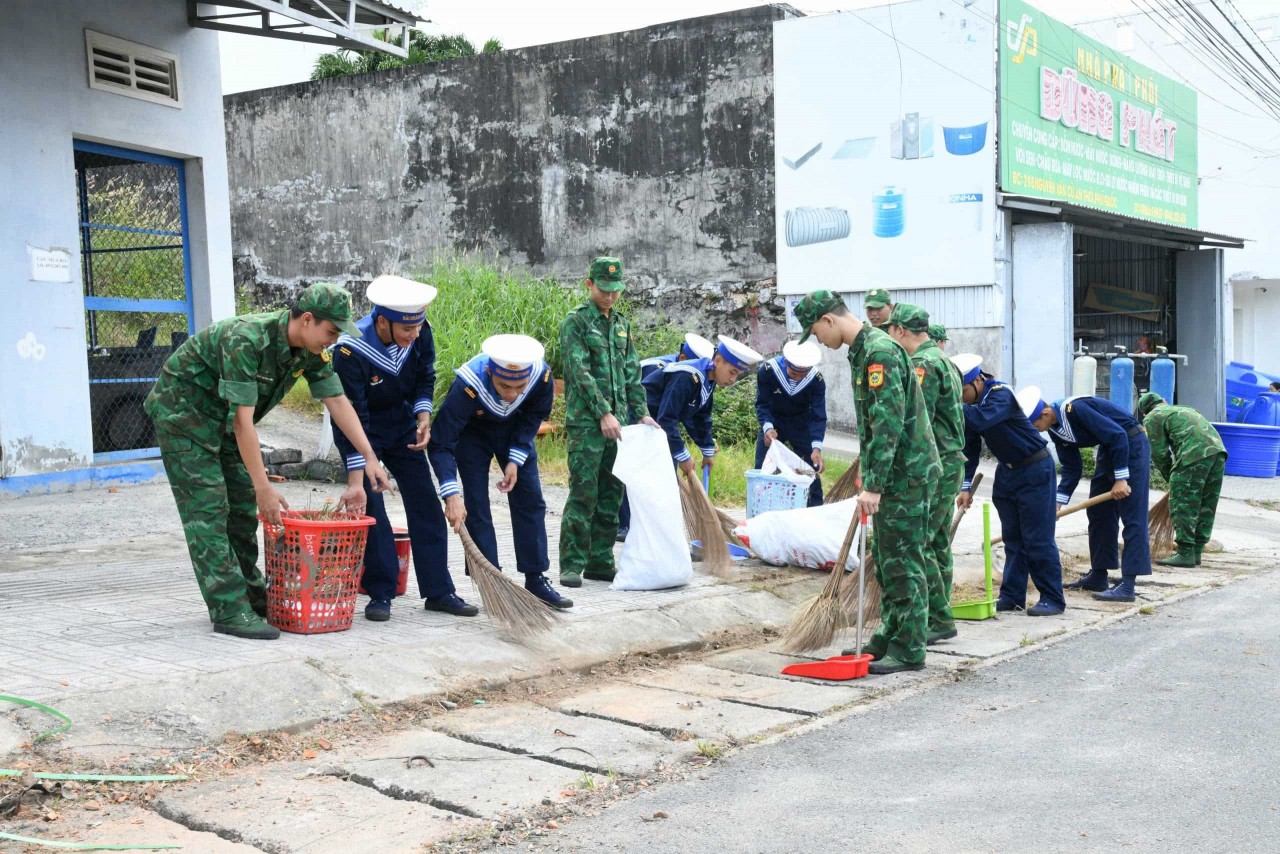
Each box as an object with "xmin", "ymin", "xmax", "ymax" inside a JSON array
[
  {"xmin": 982, "ymin": 502, "xmax": 993, "ymax": 603},
  {"xmin": 948, "ymin": 472, "xmax": 984, "ymax": 542},
  {"xmin": 856, "ymin": 511, "xmax": 868, "ymax": 657},
  {"xmin": 989, "ymin": 493, "xmax": 1115, "ymax": 546},
  {"xmin": 832, "ymin": 504, "xmax": 863, "ymax": 576}
]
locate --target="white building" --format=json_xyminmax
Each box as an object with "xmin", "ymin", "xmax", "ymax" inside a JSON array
[{"xmin": 0, "ymin": 1, "xmax": 414, "ymax": 495}]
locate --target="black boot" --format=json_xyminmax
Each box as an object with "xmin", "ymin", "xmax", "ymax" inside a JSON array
[
  {"xmin": 526, "ymin": 573, "xmax": 573, "ymax": 609},
  {"xmin": 1064, "ymin": 570, "xmax": 1111, "ymax": 592}
]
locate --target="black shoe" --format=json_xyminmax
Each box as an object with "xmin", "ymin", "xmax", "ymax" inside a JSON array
[
  {"xmin": 560, "ymin": 575, "xmax": 583, "ymax": 588},
  {"xmin": 212, "ymin": 611, "xmax": 280, "ymax": 640},
  {"xmin": 526, "ymin": 574, "xmax": 573, "ymax": 609},
  {"xmin": 1092, "ymin": 582, "xmax": 1136, "ymax": 603},
  {"xmin": 1026, "ymin": 601, "xmax": 1064, "ymax": 617},
  {"xmin": 995, "ymin": 599, "xmax": 1023, "ymax": 613},
  {"xmin": 1064, "ymin": 572, "xmax": 1111, "ymax": 592},
  {"xmin": 868, "ymin": 657, "xmax": 926, "ymax": 675},
  {"xmin": 927, "ymin": 629, "xmax": 958, "ymax": 645},
  {"xmin": 842, "ymin": 647, "xmax": 884, "ymax": 661},
  {"xmin": 365, "ymin": 598, "xmax": 391, "ymax": 621},
  {"xmin": 425, "ymin": 593, "xmax": 479, "ymax": 617},
  {"xmin": 616, "ymin": 528, "xmax": 629, "ymax": 543},
  {"xmin": 583, "ymin": 571, "xmax": 616, "ymax": 582}
]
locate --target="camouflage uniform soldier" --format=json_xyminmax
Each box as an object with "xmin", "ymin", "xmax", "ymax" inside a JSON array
[
  {"xmin": 797, "ymin": 290, "xmax": 941, "ymax": 675},
  {"xmin": 928, "ymin": 323, "xmax": 949, "ymax": 350},
  {"xmin": 558, "ymin": 257, "xmax": 660, "ymax": 587},
  {"xmin": 887, "ymin": 304, "xmax": 965, "ymax": 645},
  {"xmin": 1138, "ymin": 392, "xmax": 1228, "ymax": 567},
  {"xmin": 144, "ymin": 284, "xmax": 391, "ymax": 639}
]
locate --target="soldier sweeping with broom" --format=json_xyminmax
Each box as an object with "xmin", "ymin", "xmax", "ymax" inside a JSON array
[
  {"xmin": 795, "ymin": 290, "xmax": 939, "ymax": 675},
  {"xmin": 1137, "ymin": 392, "xmax": 1227, "ymax": 568},
  {"xmin": 427, "ymin": 335, "xmax": 573, "ymax": 610}
]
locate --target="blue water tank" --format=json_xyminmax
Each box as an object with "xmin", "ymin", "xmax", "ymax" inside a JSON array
[
  {"xmin": 1150, "ymin": 349, "xmax": 1176, "ymax": 404},
  {"xmin": 872, "ymin": 187, "xmax": 905, "ymax": 238},
  {"xmin": 1110, "ymin": 348, "xmax": 1135, "ymax": 412},
  {"xmin": 1241, "ymin": 392, "xmax": 1280, "ymax": 475}
]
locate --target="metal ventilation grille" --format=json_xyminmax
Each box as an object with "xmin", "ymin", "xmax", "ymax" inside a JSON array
[{"xmin": 85, "ymin": 30, "xmax": 181, "ymax": 108}]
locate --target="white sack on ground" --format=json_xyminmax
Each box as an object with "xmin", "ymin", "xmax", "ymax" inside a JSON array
[
  {"xmin": 610, "ymin": 424, "xmax": 693, "ymax": 590},
  {"xmin": 733, "ymin": 498, "xmax": 861, "ymax": 570}
]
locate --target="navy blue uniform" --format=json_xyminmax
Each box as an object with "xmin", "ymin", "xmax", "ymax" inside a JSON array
[
  {"xmin": 1047, "ymin": 396, "xmax": 1151, "ymax": 579},
  {"xmin": 427, "ymin": 355, "xmax": 554, "ymax": 575},
  {"xmin": 753, "ymin": 357, "xmax": 826, "ymax": 506},
  {"xmin": 639, "ymin": 353, "xmax": 677, "ymax": 381},
  {"xmin": 642, "ymin": 357, "xmax": 718, "ymax": 463},
  {"xmin": 962, "ymin": 380, "xmax": 1064, "ymax": 610},
  {"xmin": 331, "ymin": 316, "xmax": 453, "ymax": 602}
]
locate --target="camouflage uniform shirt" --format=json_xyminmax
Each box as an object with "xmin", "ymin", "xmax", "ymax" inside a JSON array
[
  {"xmin": 1144, "ymin": 405, "xmax": 1227, "ymax": 481},
  {"xmin": 849, "ymin": 326, "xmax": 941, "ymax": 494},
  {"xmin": 910, "ymin": 339, "xmax": 966, "ymax": 464},
  {"xmin": 145, "ymin": 310, "xmax": 343, "ymax": 450},
  {"xmin": 559, "ymin": 299, "xmax": 646, "ymax": 428}
]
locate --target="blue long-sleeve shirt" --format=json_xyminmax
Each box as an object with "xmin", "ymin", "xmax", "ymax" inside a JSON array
[
  {"xmin": 1046, "ymin": 396, "xmax": 1142, "ymax": 504},
  {"xmin": 754, "ymin": 357, "xmax": 827, "ymax": 450},
  {"xmin": 961, "ymin": 379, "xmax": 1047, "ymax": 490},
  {"xmin": 330, "ymin": 314, "xmax": 436, "ymax": 471},
  {"xmin": 641, "ymin": 357, "xmax": 716, "ymax": 463},
  {"xmin": 426, "ymin": 354, "xmax": 553, "ymax": 498}
]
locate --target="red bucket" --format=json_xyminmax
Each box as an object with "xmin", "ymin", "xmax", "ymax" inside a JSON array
[
  {"xmin": 261, "ymin": 510, "xmax": 375, "ymax": 634},
  {"xmin": 359, "ymin": 527, "xmax": 411, "ymax": 596}
]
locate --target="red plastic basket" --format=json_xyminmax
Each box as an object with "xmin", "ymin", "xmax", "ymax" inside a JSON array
[
  {"xmin": 359, "ymin": 527, "xmax": 411, "ymax": 597},
  {"xmin": 260, "ymin": 510, "xmax": 376, "ymax": 634}
]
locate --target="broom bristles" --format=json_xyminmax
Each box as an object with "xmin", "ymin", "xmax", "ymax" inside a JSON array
[
  {"xmin": 457, "ymin": 528, "xmax": 560, "ymax": 638},
  {"xmin": 781, "ymin": 508, "xmax": 862, "ymax": 653},
  {"xmin": 824, "ymin": 455, "xmax": 861, "ymax": 504},
  {"xmin": 837, "ymin": 553, "xmax": 883, "ymax": 631},
  {"xmin": 1149, "ymin": 493, "xmax": 1175, "ymax": 559},
  {"xmin": 679, "ymin": 470, "xmax": 733, "ymax": 578}
]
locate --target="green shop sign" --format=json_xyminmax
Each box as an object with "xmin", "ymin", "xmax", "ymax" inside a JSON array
[{"xmin": 999, "ymin": 0, "xmax": 1198, "ymax": 228}]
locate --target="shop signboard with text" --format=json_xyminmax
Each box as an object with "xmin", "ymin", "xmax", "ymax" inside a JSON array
[{"xmin": 999, "ymin": 0, "xmax": 1198, "ymax": 228}]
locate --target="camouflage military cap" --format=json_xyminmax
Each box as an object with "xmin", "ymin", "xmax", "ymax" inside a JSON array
[
  {"xmin": 297, "ymin": 283, "xmax": 360, "ymax": 335},
  {"xmin": 888, "ymin": 302, "xmax": 930, "ymax": 332},
  {"xmin": 794, "ymin": 290, "xmax": 846, "ymax": 344},
  {"xmin": 1137, "ymin": 391, "xmax": 1166, "ymax": 417},
  {"xmin": 864, "ymin": 288, "xmax": 893, "ymax": 308},
  {"xmin": 928, "ymin": 323, "xmax": 948, "ymax": 342},
  {"xmin": 588, "ymin": 257, "xmax": 625, "ymax": 292}
]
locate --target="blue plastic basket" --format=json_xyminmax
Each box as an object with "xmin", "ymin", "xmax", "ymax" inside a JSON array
[{"xmin": 745, "ymin": 469, "xmax": 811, "ymax": 518}]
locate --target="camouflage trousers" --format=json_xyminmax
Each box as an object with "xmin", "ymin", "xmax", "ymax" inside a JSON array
[
  {"xmin": 157, "ymin": 428, "xmax": 263, "ymax": 623},
  {"xmin": 863, "ymin": 489, "xmax": 929, "ymax": 665},
  {"xmin": 559, "ymin": 426, "xmax": 622, "ymax": 581},
  {"xmin": 924, "ymin": 456, "xmax": 965, "ymax": 635},
  {"xmin": 1170, "ymin": 453, "xmax": 1226, "ymax": 549}
]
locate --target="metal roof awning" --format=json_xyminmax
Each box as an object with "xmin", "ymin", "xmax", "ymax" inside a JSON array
[
  {"xmin": 999, "ymin": 193, "xmax": 1245, "ymax": 251},
  {"xmin": 189, "ymin": 1, "xmax": 419, "ymax": 56}
]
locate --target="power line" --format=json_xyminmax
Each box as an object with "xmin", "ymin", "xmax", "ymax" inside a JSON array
[
  {"xmin": 1224, "ymin": 0, "xmax": 1280, "ymax": 69},
  {"xmin": 1168, "ymin": 0, "xmax": 1280, "ymax": 112},
  {"xmin": 1209, "ymin": 0, "xmax": 1280, "ymax": 87}
]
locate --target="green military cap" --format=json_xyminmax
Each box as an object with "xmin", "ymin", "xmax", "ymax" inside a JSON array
[
  {"xmin": 1137, "ymin": 391, "xmax": 1166, "ymax": 418},
  {"xmin": 928, "ymin": 323, "xmax": 948, "ymax": 342},
  {"xmin": 297, "ymin": 283, "xmax": 360, "ymax": 335},
  {"xmin": 794, "ymin": 289, "xmax": 846, "ymax": 344},
  {"xmin": 588, "ymin": 256, "xmax": 625, "ymax": 292},
  {"xmin": 888, "ymin": 302, "xmax": 930, "ymax": 332},
  {"xmin": 864, "ymin": 288, "xmax": 893, "ymax": 308}
]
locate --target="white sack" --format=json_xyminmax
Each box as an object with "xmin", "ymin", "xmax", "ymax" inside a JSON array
[
  {"xmin": 610, "ymin": 424, "xmax": 693, "ymax": 590},
  {"xmin": 733, "ymin": 498, "xmax": 860, "ymax": 571},
  {"xmin": 761, "ymin": 440, "xmax": 816, "ymax": 487}
]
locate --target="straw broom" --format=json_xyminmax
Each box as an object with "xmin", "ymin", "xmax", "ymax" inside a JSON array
[
  {"xmin": 1148, "ymin": 493, "xmax": 1175, "ymax": 559},
  {"xmin": 824, "ymin": 454, "xmax": 862, "ymax": 504},
  {"xmin": 457, "ymin": 527, "xmax": 560, "ymax": 638},
  {"xmin": 678, "ymin": 468, "xmax": 733, "ymax": 578},
  {"xmin": 781, "ymin": 509, "xmax": 862, "ymax": 653}
]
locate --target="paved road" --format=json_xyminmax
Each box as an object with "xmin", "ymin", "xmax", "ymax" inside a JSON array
[{"xmin": 552, "ymin": 571, "xmax": 1280, "ymax": 854}]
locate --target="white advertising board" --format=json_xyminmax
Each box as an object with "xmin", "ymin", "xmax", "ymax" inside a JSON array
[{"xmin": 774, "ymin": 1, "xmax": 999, "ymax": 295}]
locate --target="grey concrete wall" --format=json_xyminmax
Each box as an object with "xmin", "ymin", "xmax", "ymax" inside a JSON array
[
  {"xmin": 224, "ymin": 5, "xmax": 800, "ymax": 344},
  {"xmin": 0, "ymin": 0, "xmax": 233, "ymax": 478}
]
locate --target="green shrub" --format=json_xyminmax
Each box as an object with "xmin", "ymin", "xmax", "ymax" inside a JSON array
[{"xmin": 713, "ymin": 375, "xmax": 761, "ymax": 448}]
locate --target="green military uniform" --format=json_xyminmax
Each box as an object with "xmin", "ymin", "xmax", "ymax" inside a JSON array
[
  {"xmin": 558, "ymin": 257, "xmax": 647, "ymax": 583},
  {"xmin": 798, "ymin": 291, "xmax": 941, "ymax": 666},
  {"xmin": 1138, "ymin": 392, "xmax": 1227, "ymax": 566},
  {"xmin": 144, "ymin": 284, "xmax": 356, "ymax": 631},
  {"xmin": 891, "ymin": 304, "xmax": 965, "ymax": 637}
]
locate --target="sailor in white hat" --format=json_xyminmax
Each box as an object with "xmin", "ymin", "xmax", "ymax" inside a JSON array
[
  {"xmin": 331, "ymin": 274, "xmax": 478, "ymax": 622},
  {"xmin": 642, "ymin": 334, "xmax": 763, "ymax": 477},
  {"xmin": 952, "ymin": 359, "xmax": 1065, "ymax": 617},
  {"xmin": 754, "ymin": 339, "xmax": 827, "ymax": 505},
  {"xmin": 427, "ymin": 335, "xmax": 571, "ymax": 609}
]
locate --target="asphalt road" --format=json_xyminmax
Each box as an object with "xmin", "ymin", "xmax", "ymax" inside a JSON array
[{"xmin": 550, "ymin": 571, "xmax": 1280, "ymax": 853}]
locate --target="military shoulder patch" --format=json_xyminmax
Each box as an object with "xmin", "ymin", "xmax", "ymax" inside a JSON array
[
  {"xmin": 542, "ymin": 368, "xmax": 551, "ymax": 383},
  {"xmin": 293, "ymin": 369, "xmax": 304, "ymax": 378},
  {"xmin": 320, "ymin": 349, "xmax": 332, "ymax": 363},
  {"xmin": 868, "ymin": 363, "xmax": 885, "ymax": 389},
  {"xmin": 339, "ymin": 346, "xmax": 352, "ymax": 356},
  {"xmin": 1066, "ymin": 403, "xmax": 1073, "ymax": 413},
  {"xmin": 914, "ymin": 366, "xmax": 926, "ymax": 385},
  {"xmin": 464, "ymin": 386, "xmax": 477, "ymax": 399}
]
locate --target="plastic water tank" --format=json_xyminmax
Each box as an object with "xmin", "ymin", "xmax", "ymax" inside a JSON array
[
  {"xmin": 1215, "ymin": 421, "xmax": 1280, "ymax": 478},
  {"xmin": 1072, "ymin": 349, "xmax": 1098, "ymax": 398},
  {"xmin": 1110, "ymin": 348, "xmax": 1135, "ymax": 412},
  {"xmin": 872, "ymin": 187, "xmax": 905, "ymax": 238},
  {"xmin": 1240, "ymin": 392, "xmax": 1280, "ymax": 474},
  {"xmin": 1150, "ymin": 348, "xmax": 1176, "ymax": 404}
]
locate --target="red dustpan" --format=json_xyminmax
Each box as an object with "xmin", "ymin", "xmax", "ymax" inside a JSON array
[{"xmin": 781, "ymin": 511, "xmax": 874, "ymax": 681}]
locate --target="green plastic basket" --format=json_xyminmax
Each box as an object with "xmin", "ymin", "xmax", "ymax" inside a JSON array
[{"xmin": 955, "ymin": 502, "xmax": 997, "ymax": 622}]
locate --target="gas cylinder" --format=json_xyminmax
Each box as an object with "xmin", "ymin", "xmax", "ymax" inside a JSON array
[
  {"xmin": 1110, "ymin": 346, "xmax": 1135, "ymax": 412},
  {"xmin": 1150, "ymin": 346, "xmax": 1176, "ymax": 404},
  {"xmin": 1072, "ymin": 347, "xmax": 1098, "ymax": 398}
]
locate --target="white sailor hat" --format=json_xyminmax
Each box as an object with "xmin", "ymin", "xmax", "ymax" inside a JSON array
[
  {"xmin": 680, "ymin": 333, "xmax": 715, "ymax": 361},
  {"xmin": 1015, "ymin": 385, "xmax": 1047, "ymax": 420},
  {"xmin": 781, "ymin": 339, "xmax": 821, "ymax": 370},
  {"xmin": 482, "ymin": 334, "xmax": 545, "ymax": 382},
  {"xmin": 367, "ymin": 274, "xmax": 438, "ymax": 325},
  {"xmin": 951, "ymin": 353, "xmax": 983, "ymax": 385},
  {"xmin": 715, "ymin": 335, "xmax": 764, "ymax": 371}
]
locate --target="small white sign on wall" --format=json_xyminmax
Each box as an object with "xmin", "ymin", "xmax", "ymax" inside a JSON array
[{"xmin": 28, "ymin": 244, "xmax": 72, "ymax": 283}]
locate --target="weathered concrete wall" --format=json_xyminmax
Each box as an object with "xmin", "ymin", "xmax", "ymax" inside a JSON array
[{"xmin": 224, "ymin": 6, "xmax": 800, "ymax": 344}]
